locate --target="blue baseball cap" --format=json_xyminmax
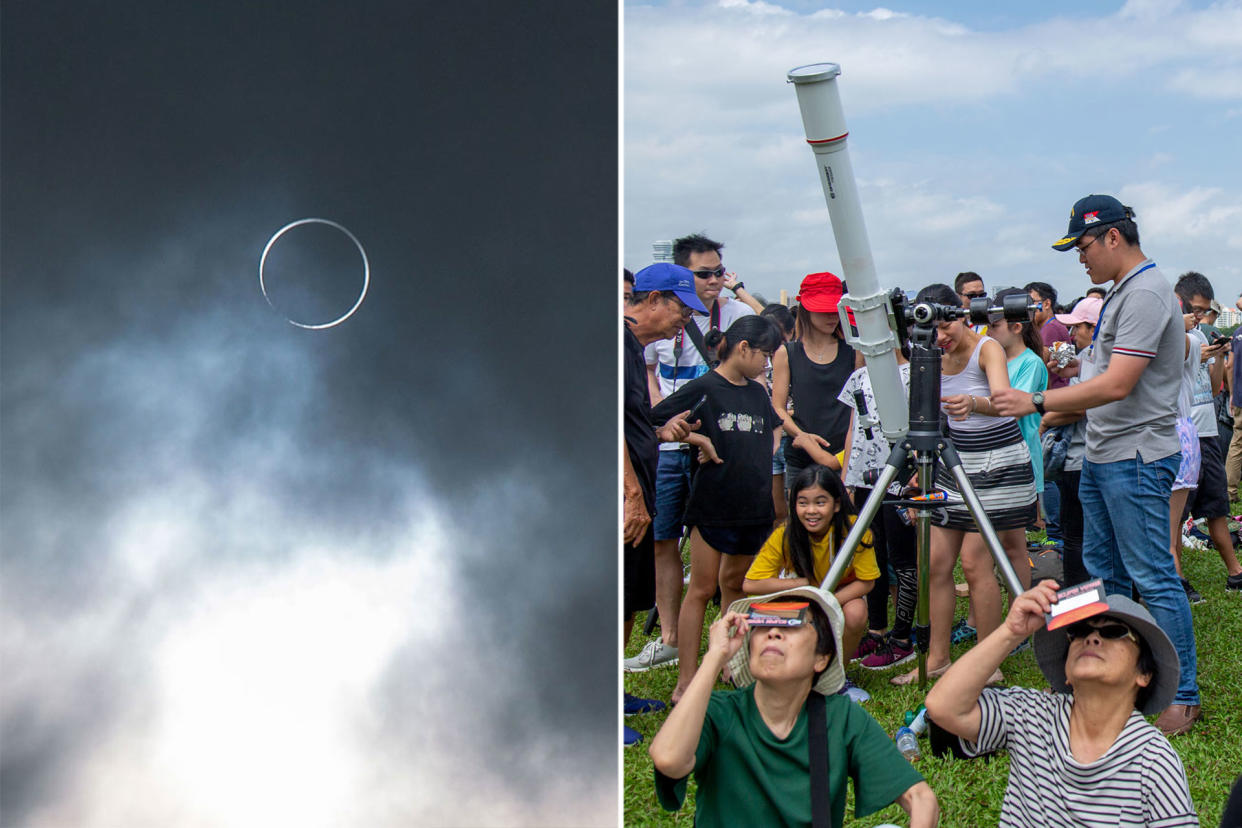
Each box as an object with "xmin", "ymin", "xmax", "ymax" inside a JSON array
[
  {"xmin": 633, "ymin": 263, "xmax": 709, "ymax": 314},
  {"xmin": 1052, "ymin": 194, "xmax": 1134, "ymax": 251}
]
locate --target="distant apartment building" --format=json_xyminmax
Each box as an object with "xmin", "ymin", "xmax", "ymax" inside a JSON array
[{"xmin": 651, "ymin": 240, "xmax": 674, "ymax": 263}]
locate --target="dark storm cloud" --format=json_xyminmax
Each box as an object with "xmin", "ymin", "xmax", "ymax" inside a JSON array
[{"xmin": 3, "ymin": 1, "xmax": 617, "ymax": 824}]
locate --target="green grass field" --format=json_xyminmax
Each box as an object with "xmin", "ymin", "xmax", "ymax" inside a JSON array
[{"xmin": 623, "ymin": 513, "xmax": 1242, "ymax": 827}]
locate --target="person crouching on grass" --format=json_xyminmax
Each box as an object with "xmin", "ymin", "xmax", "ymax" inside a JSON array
[
  {"xmin": 650, "ymin": 586, "xmax": 938, "ymax": 828},
  {"xmin": 925, "ymin": 581, "xmax": 1198, "ymax": 827},
  {"xmin": 742, "ymin": 465, "xmax": 878, "ymax": 669}
]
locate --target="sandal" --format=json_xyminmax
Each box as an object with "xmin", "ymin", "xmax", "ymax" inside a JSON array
[{"xmin": 890, "ymin": 660, "xmax": 950, "ymax": 686}]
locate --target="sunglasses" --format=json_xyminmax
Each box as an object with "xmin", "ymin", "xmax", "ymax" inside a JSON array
[
  {"xmin": 1064, "ymin": 619, "xmax": 1139, "ymax": 645},
  {"xmin": 692, "ymin": 266, "xmax": 726, "ymax": 279},
  {"xmin": 959, "ymin": 291, "xmax": 988, "ymax": 300}
]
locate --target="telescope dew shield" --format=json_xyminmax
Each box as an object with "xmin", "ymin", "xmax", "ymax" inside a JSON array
[{"xmin": 787, "ymin": 63, "xmax": 908, "ymax": 441}]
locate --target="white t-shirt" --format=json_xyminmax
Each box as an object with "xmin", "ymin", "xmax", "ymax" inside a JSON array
[
  {"xmin": 961, "ymin": 687, "xmax": 1198, "ymax": 827},
  {"xmin": 837, "ymin": 363, "xmax": 911, "ymax": 493},
  {"xmin": 645, "ymin": 298, "xmax": 755, "ymax": 450}
]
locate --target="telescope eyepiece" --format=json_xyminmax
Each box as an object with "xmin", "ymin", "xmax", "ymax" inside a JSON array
[{"xmin": 908, "ymin": 301, "xmax": 967, "ymax": 326}]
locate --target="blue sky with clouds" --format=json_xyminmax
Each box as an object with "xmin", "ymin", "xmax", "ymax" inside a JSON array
[{"xmin": 625, "ymin": 0, "xmax": 1242, "ymax": 306}]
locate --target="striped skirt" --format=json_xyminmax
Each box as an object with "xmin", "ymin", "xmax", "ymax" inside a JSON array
[{"xmin": 933, "ymin": 419, "xmax": 1037, "ymax": 532}]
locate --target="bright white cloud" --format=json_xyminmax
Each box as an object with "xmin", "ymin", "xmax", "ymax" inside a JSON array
[
  {"xmin": 2, "ymin": 246, "xmax": 615, "ymax": 826},
  {"xmin": 1120, "ymin": 181, "xmax": 1242, "ymax": 248},
  {"xmin": 625, "ymin": 0, "xmax": 1242, "ymax": 302}
]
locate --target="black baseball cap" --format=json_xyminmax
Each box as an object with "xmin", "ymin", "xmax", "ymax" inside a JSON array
[{"xmin": 1052, "ymin": 194, "xmax": 1133, "ymax": 251}]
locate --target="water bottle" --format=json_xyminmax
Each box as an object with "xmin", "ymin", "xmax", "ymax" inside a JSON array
[
  {"xmin": 905, "ymin": 705, "xmax": 928, "ymax": 735},
  {"xmin": 895, "ymin": 726, "xmax": 920, "ymax": 760}
]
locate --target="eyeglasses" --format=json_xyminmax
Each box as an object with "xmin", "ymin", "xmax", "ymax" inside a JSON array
[
  {"xmin": 1064, "ymin": 619, "xmax": 1139, "ymax": 645},
  {"xmin": 959, "ymin": 291, "xmax": 988, "ymax": 300},
  {"xmin": 692, "ymin": 266, "xmax": 726, "ymax": 279},
  {"xmin": 1189, "ymin": 307, "xmax": 1209, "ymax": 318},
  {"xmin": 1075, "ymin": 234, "xmax": 1103, "ymax": 256}
]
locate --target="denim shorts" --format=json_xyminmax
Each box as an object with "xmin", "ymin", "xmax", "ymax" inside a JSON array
[
  {"xmin": 772, "ymin": 434, "xmax": 789, "ymax": 476},
  {"xmin": 653, "ymin": 449, "xmax": 693, "ymax": 541}
]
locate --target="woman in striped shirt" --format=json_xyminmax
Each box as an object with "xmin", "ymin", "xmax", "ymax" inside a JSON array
[{"xmin": 926, "ymin": 581, "xmax": 1197, "ymax": 827}]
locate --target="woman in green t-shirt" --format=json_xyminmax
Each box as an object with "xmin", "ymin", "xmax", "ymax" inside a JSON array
[{"xmin": 649, "ymin": 586, "xmax": 939, "ymax": 828}]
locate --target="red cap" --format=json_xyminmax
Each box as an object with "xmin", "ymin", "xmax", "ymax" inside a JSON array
[{"xmin": 796, "ymin": 272, "xmax": 844, "ymax": 313}]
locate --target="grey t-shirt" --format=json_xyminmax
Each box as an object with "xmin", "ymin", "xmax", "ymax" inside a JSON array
[
  {"xmin": 1082, "ymin": 260, "xmax": 1182, "ymax": 463},
  {"xmin": 1185, "ymin": 327, "xmax": 1217, "ymax": 437}
]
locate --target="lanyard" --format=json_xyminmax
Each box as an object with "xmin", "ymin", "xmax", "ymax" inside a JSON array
[{"xmin": 1091, "ymin": 261, "xmax": 1157, "ymax": 347}]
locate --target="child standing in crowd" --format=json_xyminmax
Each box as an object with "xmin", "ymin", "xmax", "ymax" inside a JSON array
[
  {"xmin": 836, "ymin": 345, "xmax": 920, "ymax": 670},
  {"xmin": 742, "ymin": 465, "xmax": 878, "ymax": 671},
  {"xmin": 892, "ymin": 283, "xmax": 1035, "ymax": 686},
  {"xmin": 991, "ymin": 287, "xmax": 1050, "ymax": 522},
  {"xmin": 651, "ymin": 316, "xmax": 785, "ymax": 705},
  {"xmin": 1040, "ymin": 296, "xmax": 1104, "ymax": 587}
]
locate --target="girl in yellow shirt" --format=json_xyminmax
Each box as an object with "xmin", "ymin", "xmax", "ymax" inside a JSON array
[{"xmin": 743, "ymin": 465, "xmax": 878, "ymax": 661}]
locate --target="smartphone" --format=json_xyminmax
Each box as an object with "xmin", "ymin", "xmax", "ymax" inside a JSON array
[{"xmin": 688, "ymin": 393, "xmax": 708, "ymax": 421}]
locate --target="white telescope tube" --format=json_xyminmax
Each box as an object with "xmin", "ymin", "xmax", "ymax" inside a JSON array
[{"xmin": 787, "ymin": 63, "xmax": 908, "ymax": 441}]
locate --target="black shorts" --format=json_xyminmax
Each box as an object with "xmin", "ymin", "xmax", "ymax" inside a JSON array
[
  {"xmin": 623, "ymin": 529, "xmax": 656, "ymax": 618},
  {"xmin": 1184, "ymin": 435, "xmax": 1230, "ymax": 520},
  {"xmin": 694, "ymin": 522, "xmax": 771, "ymax": 557}
]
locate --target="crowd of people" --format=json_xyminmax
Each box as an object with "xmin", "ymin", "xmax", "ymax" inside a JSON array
[{"xmin": 622, "ymin": 195, "xmax": 1242, "ymax": 826}]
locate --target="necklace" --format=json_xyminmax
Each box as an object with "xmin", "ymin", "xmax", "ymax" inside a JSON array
[{"xmin": 802, "ymin": 336, "xmax": 837, "ymax": 362}]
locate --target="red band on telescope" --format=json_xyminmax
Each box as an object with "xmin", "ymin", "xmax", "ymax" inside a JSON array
[{"xmin": 806, "ymin": 132, "xmax": 848, "ymax": 145}]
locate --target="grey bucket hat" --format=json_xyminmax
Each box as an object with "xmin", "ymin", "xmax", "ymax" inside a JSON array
[
  {"xmin": 1033, "ymin": 594, "xmax": 1179, "ymax": 715},
  {"xmin": 724, "ymin": 586, "xmax": 845, "ymax": 696}
]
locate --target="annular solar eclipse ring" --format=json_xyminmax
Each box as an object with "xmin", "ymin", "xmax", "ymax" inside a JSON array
[{"xmin": 259, "ymin": 218, "xmax": 370, "ymax": 330}]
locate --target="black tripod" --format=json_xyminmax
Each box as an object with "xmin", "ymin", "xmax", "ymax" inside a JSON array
[{"xmin": 820, "ymin": 296, "xmax": 1029, "ymax": 689}]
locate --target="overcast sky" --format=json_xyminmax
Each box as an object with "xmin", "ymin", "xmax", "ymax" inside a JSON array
[
  {"xmin": 2, "ymin": 2, "xmax": 616, "ymax": 826},
  {"xmin": 625, "ymin": 0, "xmax": 1242, "ymax": 307}
]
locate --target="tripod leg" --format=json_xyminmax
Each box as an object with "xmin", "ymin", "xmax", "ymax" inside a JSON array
[
  {"xmin": 642, "ymin": 605, "xmax": 660, "ymax": 636},
  {"xmin": 939, "ymin": 440, "xmax": 1025, "ymax": 598},
  {"xmin": 915, "ymin": 449, "xmax": 935, "ymax": 689}
]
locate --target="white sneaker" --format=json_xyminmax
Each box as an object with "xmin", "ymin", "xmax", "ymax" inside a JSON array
[
  {"xmin": 839, "ymin": 679, "xmax": 871, "ymax": 703},
  {"xmin": 624, "ymin": 639, "xmax": 679, "ymax": 672}
]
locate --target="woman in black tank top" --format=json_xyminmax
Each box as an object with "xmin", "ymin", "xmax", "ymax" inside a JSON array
[{"xmin": 770, "ymin": 272, "xmax": 860, "ymax": 489}]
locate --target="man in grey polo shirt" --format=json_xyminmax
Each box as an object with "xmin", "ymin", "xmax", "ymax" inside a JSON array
[{"xmin": 993, "ymin": 195, "xmax": 1200, "ymax": 736}]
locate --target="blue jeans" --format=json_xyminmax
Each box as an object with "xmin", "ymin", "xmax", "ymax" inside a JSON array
[
  {"xmin": 1042, "ymin": 477, "xmax": 1061, "ymax": 543},
  {"xmin": 1080, "ymin": 453, "xmax": 1199, "ymax": 706}
]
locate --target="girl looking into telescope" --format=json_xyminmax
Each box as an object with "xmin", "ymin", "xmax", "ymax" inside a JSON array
[
  {"xmin": 891, "ymin": 283, "xmax": 1036, "ymax": 687},
  {"xmin": 651, "ymin": 315, "xmax": 785, "ymax": 705}
]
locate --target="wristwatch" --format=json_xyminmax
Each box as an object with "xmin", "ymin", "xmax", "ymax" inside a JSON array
[
  {"xmin": 1031, "ymin": 391, "xmax": 1046, "ymax": 415},
  {"xmin": 730, "ymin": 281, "xmax": 745, "ymax": 294}
]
